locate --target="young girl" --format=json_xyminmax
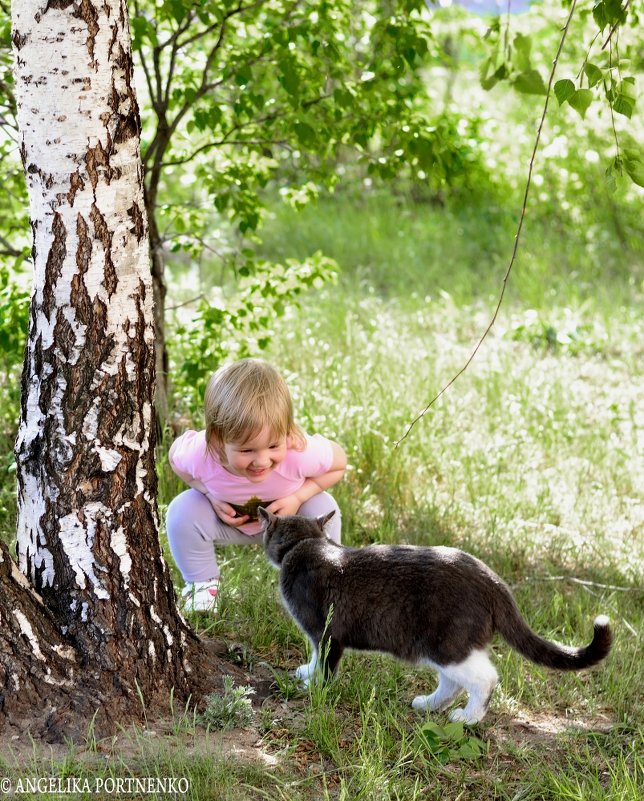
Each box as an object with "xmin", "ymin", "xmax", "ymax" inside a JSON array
[{"xmin": 166, "ymin": 359, "xmax": 346, "ymax": 611}]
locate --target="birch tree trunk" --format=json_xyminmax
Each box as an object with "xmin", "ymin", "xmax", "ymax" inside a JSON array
[{"xmin": 3, "ymin": 0, "xmax": 219, "ymax": 740}]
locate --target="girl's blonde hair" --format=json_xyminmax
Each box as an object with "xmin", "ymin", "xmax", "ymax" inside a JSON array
[{"xmin": 204, "ymin": 359, "xmax": 306, "ymax": 459}]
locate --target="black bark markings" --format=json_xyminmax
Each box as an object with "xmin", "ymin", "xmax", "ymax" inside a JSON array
[
  {"xmin": 85, "ymin": 139, "xmax": 116, "ymax": 190},
  {"xmin": 67, "ymin": 172, "xmax": 85, "ymax": 206},
  {"xmin": 42, "ymin": 212, "xmax": 66, "ymax": 318},
  {"xmin": 76, "ymin": 0, "xmax": 100, "ymax": 67},
  {"xmin": 111, "ymin": 41, "xmax": 141, "ymax": 144},
  {"xmin": 12, "ymin": 30, "xmax": 28, "ymax": 51},
  {"xmin": 127, "ymin": 202, "xmax": 145, "ymax": 242},
  {"xmin": 46, "ymin": 0, "xmax": 76, "ymax": 10},
  {"xmin": 87, "ymin": 203, "xmax": 117, "ymax": 297}
]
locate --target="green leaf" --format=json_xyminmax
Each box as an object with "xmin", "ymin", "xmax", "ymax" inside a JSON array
[
  {"xmin": 479, "ymin": 57, "xmax": 508, "ymax": 91},
  {"xmin": 513, "ymin": 69, "xmax": 547, "ymax": 96},
  {"xmin": 214, "ymin": 194, "xmax": 229, "ymax": 212},
  {"xmin": 555, "ymin": 79, "xmax": 576, "ymax": 105},
  {"xmin": 592, "ymin": 0, "xmax": 627, "ymax": 31},
  {"xmin": 278, "ymin": 59, "xmax": 300, "ymax": 95},
  {"xmin": 612, "ymin": 93, "xmax": 634, "ymax": 118},
  {"xmin": 512, "ymin": 33, "xmax": 532, "ymax": 73},
  {"xmin": 568, "ymin": 89, "xmax": 594, "ymax": 118},
  {"xmin": 442, "ymin": 721, "xmax": 465, "ymax": 740},
  {"xmin": 411, "ymin": 137, "xmax": 436, "ymax": 171},
  {"xmin": 167, "ymin": 0, "xmax": 189, "ymax": 24},
  {"xmin": 584, "ymin": 63, "xmax": 603, "ymax": 88},
  {"xmin": 457, "ymin": 742, "xmax": 479, "ymax": 758},
  {"xmin": 420, "ymin": 722, "xmax": 444, "ymax": 741},
  {"xmin": 613, "ymin": 77, "xmax": 637, "ymax": 117},
  {"xmin": 623, "ymin": 149, "xmax": 644, "ymax": 187},
  {"xmin": 293, "ymin": 122, "xmax": 317, "ymax": 147},
  {"xmin": 421, "ymin": 730, "xmax": 441, "ymax": 749},
  {"xmin": 235, "ymin": 67, "xmax": 252, "ymax": 87},
  {"xmin": 131, "ymin": 16, "xmax": 158, "ymax": 52}
]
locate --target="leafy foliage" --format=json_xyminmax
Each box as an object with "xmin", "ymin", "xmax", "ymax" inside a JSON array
[
  {"xmin": 508, "ymin": 310, "xmax": 602, "ymax": 355},
  {"xmin": 0, "ymin": 265, "xmax": 28, "ymax": 368},
  {"xmin": 132, "ymin": 0, "xmax": 488, "ymax": 266},
  {"xmin": 476, "ymin": 0, "xmax": 642, "ymax": 187},
  {"xmin": 0, "ymin": 266, "xmax": 26, "ymax": 543},
  {"xmin": 419, "ymin": 721, "xmax": 488, "ymax": 762},
  {"xmin": 0, "ymin": 8, "xmax": 29, "ymax": 266},
  {"xmin": 168, "ymin": 252, "xmax": 338, "ymax": 410}
]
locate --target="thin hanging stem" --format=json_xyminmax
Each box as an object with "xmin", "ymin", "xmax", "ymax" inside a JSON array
[{"xmin": 395, "ymin": 0, "xmax": 579, "ymax": 448}]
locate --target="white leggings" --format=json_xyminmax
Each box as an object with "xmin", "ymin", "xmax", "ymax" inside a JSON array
[{"xmin": 166, "ymin": 489, "xmax": 342, "ymax": 582}]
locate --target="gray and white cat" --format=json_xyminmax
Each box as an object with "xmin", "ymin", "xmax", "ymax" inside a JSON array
[{"xmin": 260, "ymin": 508, "xmax": 612, "ymax": 724}]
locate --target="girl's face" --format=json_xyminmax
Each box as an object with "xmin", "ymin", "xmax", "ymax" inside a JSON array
[{"xmin": 222, "ymin": 426, "xmax": 288, "ymax": 482}]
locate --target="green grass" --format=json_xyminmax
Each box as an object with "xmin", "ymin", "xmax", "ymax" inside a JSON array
[
  {"xmin": 255, "ymin": 186, "xmax": 642, "ymax": 312},
  {"xmin": 2, "ymin": 200, "xmax": 642, "ymax": 797},
  {"xmin": 162, "ymin": 175, "xmax": 644, "ymax": 797},
  {"xmin": 2, "ymin": 115, "xmax": 643, "ymax": 801},
  {"xmin": 154, "ymin": 249, "xmax": 643, "ymax": 798}
]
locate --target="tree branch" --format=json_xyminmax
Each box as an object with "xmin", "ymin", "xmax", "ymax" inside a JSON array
[
  {"xmin": 160, "ymin": 138, "xmax": 291, "ymax": 168},
  {"xmin": 0, "ymin": 233, "xmax": 25, "ymax": 258},
  {"xmin": 166, "ymin": 294, "xmax": 206, "ymax": 312},
  {"xmin": 395, "ymin": 0, "xmax": 580, "ymax": 447},
  {"xmin": 159, "ymin": 87, "xmax": 334, "ymax": 169},
  {"xmin": 133, "ymin": 2, "xmax": 160, "ymax": 118},
  {"xmin": 143, "ymin": 6, "xmax": 233, "ymax": 176}
]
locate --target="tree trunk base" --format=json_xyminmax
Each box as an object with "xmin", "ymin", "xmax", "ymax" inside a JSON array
[{"xmin": 1, "ymin": 543, "xmax": 252, "ymax": 744}]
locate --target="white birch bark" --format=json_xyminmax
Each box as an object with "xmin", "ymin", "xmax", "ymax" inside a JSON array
[
  {"xmin": 13, "ymin": 0, "xmax": 152, "ymax": 594},
  {"xmin": 0, "ymin": 3, "xmax": 220, "ymax": 738},
  {"xmin": 9, "ymin": 1, "xmax": 195, "ymax": 681}
]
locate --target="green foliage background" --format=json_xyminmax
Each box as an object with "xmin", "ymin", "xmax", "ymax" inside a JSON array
[
  {"xmin": 0, "ymin": 2, "xmax": 642, "ymax": 796},
  {"xmin": 0, "ymin": 0, "xmax": 642, "ymax": 538}
]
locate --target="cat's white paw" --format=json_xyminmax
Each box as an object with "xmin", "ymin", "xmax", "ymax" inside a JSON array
[
  {"xmin": 448, "ymin": 707, "xmax": 481, "ymax": 725},
  {"xmin": 413, "ymin": 689, "xmax": 461, "ymax": 712},
  {"xmin": 295, "ymin": 662, "xmax": 317, "ymax": 686},
  {"xmin": 411, "ymin": 695, "xmax": 434, "ymax": 712},
  {"xmin": 295, "ymin": 663, "xmax": 313, "ymax": 680}
]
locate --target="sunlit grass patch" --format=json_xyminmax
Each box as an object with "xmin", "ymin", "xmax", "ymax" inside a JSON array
[
  {"xmin": 265, "ymin": 289, "xmax": 642, "ymax": 572},
  {"xmin": 142, "ymin": 144, "xmax": 644, "ymax": 800}
]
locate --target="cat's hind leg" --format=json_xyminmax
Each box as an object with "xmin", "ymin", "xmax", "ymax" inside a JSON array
[
  {"xmin": 412, "ymin": 669, "xmax": 461, "ymax": 713},
  {"xmin": 441, "ymin": 649, "xmax": 498, "ymax": 724},
  {"xmin": 295, "ymin": 637, "xmax": 345, "ymax": 686},
  {"xmin": 295, "ymin": 647, "xmax": 319, "ymax": 686}
]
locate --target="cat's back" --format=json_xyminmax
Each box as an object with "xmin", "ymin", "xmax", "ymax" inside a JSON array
[
  {"xmin": 329, "ymin": 541, "xmax": 505, "ymax": 604},
  {"xmin": 282, "ymin": 537, "xmax": 503, "ymax": 603}
]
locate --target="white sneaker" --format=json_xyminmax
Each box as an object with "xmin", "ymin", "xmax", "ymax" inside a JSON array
[{"xmin": 182, "ymin": 580, "xmax": 219, "ymax": 612}]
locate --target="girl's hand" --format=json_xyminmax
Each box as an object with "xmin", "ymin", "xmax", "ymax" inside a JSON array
[
  {"xmin": 211, "ymin": 500, "xmax": 250, "ymax": 528},
  {"xmin": 266, "ymin": 495, "xmax": 302, "ymax": 518}
]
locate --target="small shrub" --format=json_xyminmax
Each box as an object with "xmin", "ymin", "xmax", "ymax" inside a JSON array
[{"xmin": 199, "ymin": 675, "xmax": 255, "ymax": 730}]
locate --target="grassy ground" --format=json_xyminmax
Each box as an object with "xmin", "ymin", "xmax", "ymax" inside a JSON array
[
  {"xmin": 139, "ymin": 188, "xmax": 644, "ymax": 799},
  {"xmin": 1, "ymin": 186, "xmax": 642, "ymax": 798},
  {"xmin": 2, "ymin": 68, "xmax": 643, "ymax": 801}
]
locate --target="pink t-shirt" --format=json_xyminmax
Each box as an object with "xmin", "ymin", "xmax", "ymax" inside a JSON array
[{"xmin": 169, "ymin": 429, "xmax": 334, "ymax": 535}]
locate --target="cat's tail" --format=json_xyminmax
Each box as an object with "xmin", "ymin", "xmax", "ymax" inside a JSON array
[{"xmin": 495, "ymin": 593, "xmax": 612, "ymax": 670}]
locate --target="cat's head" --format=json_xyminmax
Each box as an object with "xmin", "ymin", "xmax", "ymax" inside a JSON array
[{"xmin": 259, "ymin": 507, "xmax": 336, "ymax": 568}]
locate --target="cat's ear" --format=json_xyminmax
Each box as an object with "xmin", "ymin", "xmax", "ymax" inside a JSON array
[
  {"xmin": 316, "ymin": 510, "xmax": 336, "ymax": 532},
  {"xmin": 258, "ymin": 507, "xmax": 275, "ymax": 526}
]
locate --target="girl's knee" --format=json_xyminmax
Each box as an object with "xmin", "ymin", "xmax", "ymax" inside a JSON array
[
  {"xmin": 298, "ymin": 492, "xmax": 342, "ymax": 543},
  {"xmin": 166, "ymin": 489, "xmax": 214, "ymax": 539}
]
